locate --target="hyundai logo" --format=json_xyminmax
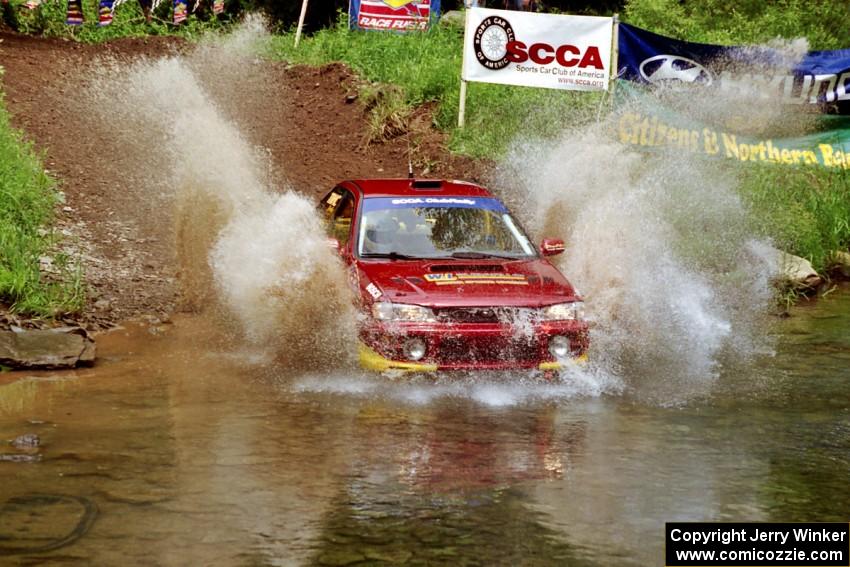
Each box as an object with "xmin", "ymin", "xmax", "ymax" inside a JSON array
[{"xmin": 639, "ymin": 54, "xmax": 713, "ymax": 87}]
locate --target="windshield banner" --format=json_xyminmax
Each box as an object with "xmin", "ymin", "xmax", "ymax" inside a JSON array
[
  {"xmin": 363, "ymin": 197, "xmax": 508, "ymax": 212},
  {"xmin": 349, "ymin": 0, "xmax": 440, "ymax": 32},
  {"xmin": 462, "ymin": 8, "xmax": 612, "ymax": 91},
  {"xmin": 618, "ymin": 23, "xmax": 850, "ymax": 114}
]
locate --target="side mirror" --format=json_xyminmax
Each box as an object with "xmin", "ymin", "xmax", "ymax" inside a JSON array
[{"xmin": 540, "ymin": 238, "xmax": 565, "ymax": 257}]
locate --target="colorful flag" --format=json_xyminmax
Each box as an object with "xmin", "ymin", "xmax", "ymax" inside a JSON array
[
  {"xmin": 173, "ymin": 0, "xmax": 187, "ymax": 23},
  {"xmin": 98, "ymin": 0, "xmax": 115, "ymax": 25},
  {"xmin": 66, "ymin": 0, "xmax": 83, "ymax": 25},
  {"xmin": 212, "ymin": 0, "xmax": 223, "ymax": 14}
]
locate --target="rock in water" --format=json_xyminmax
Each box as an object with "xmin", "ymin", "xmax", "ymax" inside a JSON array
[
  {"xmin": 749, "ymin": 244, "xmax": 822, "ymax": 289},
  {"xmin": 0, "ymin": 328, "xmax": 96, "ymax": 369},
  {"xmin": 0, "ymin": 454, "xmax": 42, "ymax": 463},
  {"xmin": 11, "ymin": 434, "xmax": 40, "ymax": 449}
]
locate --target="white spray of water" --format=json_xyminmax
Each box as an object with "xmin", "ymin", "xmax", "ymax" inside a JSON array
[
  {"xmin": 501, "ymin": 122, "xmax": 778, "ymax": 402},
  {"xmin": 88, "ymin": 17, "xmax": 354, "ymax": 365},
  {"xmin": 292, "ymin": 361, "xmax": 609, "ymax": 408}
]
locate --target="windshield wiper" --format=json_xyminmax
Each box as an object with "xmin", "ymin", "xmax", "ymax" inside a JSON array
[
  {"xmin": 360, "ymin": 251, "xmax": 418, "ymax": 260},
  {"xmin": 448, "ymin": 252, "xmax": 518, "ymax": 260}
]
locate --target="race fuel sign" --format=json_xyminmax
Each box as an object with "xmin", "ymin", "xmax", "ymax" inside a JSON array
[
  {"xmin": 462, "ymin": 8, "xmax": 613, "ymax": 91},
  {"xmin": 349, "ymin": 0, "xmax": 439, "ymax": 32}
]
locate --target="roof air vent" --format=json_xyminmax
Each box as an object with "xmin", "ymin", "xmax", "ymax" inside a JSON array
[{"xmin": 411, "ymin": 180, "xmax": 443, "ymax": 191}]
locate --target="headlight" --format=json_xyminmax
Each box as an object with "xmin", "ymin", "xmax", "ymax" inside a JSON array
[
  {"xmin": 541, "ymin": 301, "xmax": 584, "ymax": 321},
  {"xmin": 548, "ymin": 336, "xmax": 570, "ymax": 358},
  {"xmin": 371, "ymin": 302, "xmax": 436, "ymax": 323}
]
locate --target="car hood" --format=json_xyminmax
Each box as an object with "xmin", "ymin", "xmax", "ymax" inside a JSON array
[{"xmin": 356, "ymin": 259, "xmax": 580, "ymax": 308}]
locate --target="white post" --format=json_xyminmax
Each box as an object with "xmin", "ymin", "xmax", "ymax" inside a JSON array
[
  {"xmin": 596, "ymin": 13, "xmax": 619, "ymax": 122},
  {"xmin": 294, "ymin": 0, "xmax": 309, "ymax": 48},
  {"xmin": 458, "ymin": 1, "xmax": 472, "ymax": 128},
  {"xmin": 609, "ymin": 13, "xmax": 620, "ymax": 94},
  {"xmin": 458, "ymin": 80, "xmax": 468, "ymax": 128}
]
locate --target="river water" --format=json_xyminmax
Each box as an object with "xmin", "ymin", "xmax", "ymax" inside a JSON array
[{"xmin": 1, "ymin": 289, "xmax": 848, "ymax": 566}]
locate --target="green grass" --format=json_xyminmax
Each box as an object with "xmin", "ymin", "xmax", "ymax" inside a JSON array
[
  {"xmin": 739, "ymin": 165, "xmax": 850, "ymax": 273},
  {"xmin": 270, "ymin": 15, "xmax": 602, "ymax": 158},
  {"xmin": 624, "ymin": 0, "xmax": 849, "ymax": 50},
  {"xmin": 0, "ymin": 78, "xmax": 84, "ymax": 317}
]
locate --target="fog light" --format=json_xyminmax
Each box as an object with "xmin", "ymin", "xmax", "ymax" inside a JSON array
[
  {"xmin": 403, "ymin": 338, "xmax": 426, "ymax": 361},
  {"xmin": 548, "ymin": 336, "xmax": 570, "ymax": 358}
]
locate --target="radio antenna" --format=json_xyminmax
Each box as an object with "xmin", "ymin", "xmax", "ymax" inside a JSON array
[{"xmin": 407, "ymin": 135, "xmax": 414, "ymax": 179}]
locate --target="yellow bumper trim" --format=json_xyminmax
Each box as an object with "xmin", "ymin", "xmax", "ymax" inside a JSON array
[
  {"xmin": 539, "ymin": 354, "xmax": 588, "ymax": 371},
  {"xmin": 359, "ymin": 342, "xmax": 588, "ymax": 373},
  {"xmin": 358, "ymin": 342, "xmax": 439, "ymax": 373}
]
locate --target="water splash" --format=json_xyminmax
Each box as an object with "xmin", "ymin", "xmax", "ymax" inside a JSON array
[
  {"xmin": 87, "ymin": 18, "xmax": 355, "ymax": 366},
  {"xmin": 500, "ymin": 94, "xmax": 786, "ymax": 402}
]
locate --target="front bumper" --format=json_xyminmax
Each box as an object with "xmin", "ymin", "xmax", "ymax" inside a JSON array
[{"xmin": 358, "ymin": 320, "xmax": 589, "ymax": 373}]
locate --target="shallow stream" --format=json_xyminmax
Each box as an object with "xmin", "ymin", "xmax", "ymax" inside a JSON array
[{"xmin": 1, "ymin": 289, "xmax": 848, "ymax": 566}]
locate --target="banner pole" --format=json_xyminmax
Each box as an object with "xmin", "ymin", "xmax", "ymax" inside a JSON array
[
  {"xmin": 458, "ymin": 1, "xmax": 472, "ymax": 128},
  {"xmin": 458, "ymin": 81, "xmax": 468, "ymax": 128},
  {"xmin": 596, "ymin": 12, "xmax": 619, "ymax": 122},
  {"xmin": 294, "ymin": 0, "xmax": 309, "ymax": 48},
  {"xmin": 609, "ymin": 13, "xmax": 619, "ymax": 96}
]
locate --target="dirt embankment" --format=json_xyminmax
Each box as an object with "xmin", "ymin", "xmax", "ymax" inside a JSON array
[{"xmin": 0, "ymin": 31, "xmax": 487, "ymax": 331}]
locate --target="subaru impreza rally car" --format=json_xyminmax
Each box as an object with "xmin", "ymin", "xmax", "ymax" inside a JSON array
[{"xmin": 318, "ymin": 178, "xmax": 588, "ymax": 372}]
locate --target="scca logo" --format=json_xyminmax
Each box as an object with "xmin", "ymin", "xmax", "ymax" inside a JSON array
[
  {"xmin": 473, "ymin": 16, "xmax": 516, "ymax": 70},
  {"xmin": 473, "ymin": 16, "xmax": 605, "ymax": 71}
]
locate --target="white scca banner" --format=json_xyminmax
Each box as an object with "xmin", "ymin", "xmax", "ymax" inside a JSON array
[{"xmin": 462, "ymin": 8, "xmax": 613, "ymax": 91}]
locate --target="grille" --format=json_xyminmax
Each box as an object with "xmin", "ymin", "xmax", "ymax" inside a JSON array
[
  {"xmin": 436, "ymin": 307, "xmax": 537, "ymax": 324},
  {"xmin": 439, "ymin": 336, "xmax": 539, "ymax": 363}
]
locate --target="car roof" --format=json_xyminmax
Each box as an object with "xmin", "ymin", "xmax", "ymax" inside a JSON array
[{"xmin": 345, "ymin": 178, "xmax": 495, "ymax": 198}]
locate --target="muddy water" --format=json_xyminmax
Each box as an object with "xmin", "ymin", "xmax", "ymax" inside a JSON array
[{"xmin": 1, "ymin": 291, "xmax": 849, "ymax": 566}]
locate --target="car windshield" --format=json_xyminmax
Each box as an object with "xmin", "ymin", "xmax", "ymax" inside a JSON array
[{"xmin": 357, "ymin": 197, "xmax": 536, "ymax": 259}]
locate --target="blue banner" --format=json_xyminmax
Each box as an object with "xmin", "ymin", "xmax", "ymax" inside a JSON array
[
  {"xmin": 617, "ymin": 23, "xmax": 850, "ymax": 114},
  {"xmin": 349, "ymin": 0, "xmax": 440, "ymax": 32}
]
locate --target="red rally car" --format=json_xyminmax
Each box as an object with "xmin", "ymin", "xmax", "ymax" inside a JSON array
[{"xmin": 319, "ymin": 178, "xmax": 589, "ymax": 373}]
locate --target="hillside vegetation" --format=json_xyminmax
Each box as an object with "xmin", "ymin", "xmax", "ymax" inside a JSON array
[{"xmin": 1, "ymin": 0, "xmax": 848, "ymax": 319}]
